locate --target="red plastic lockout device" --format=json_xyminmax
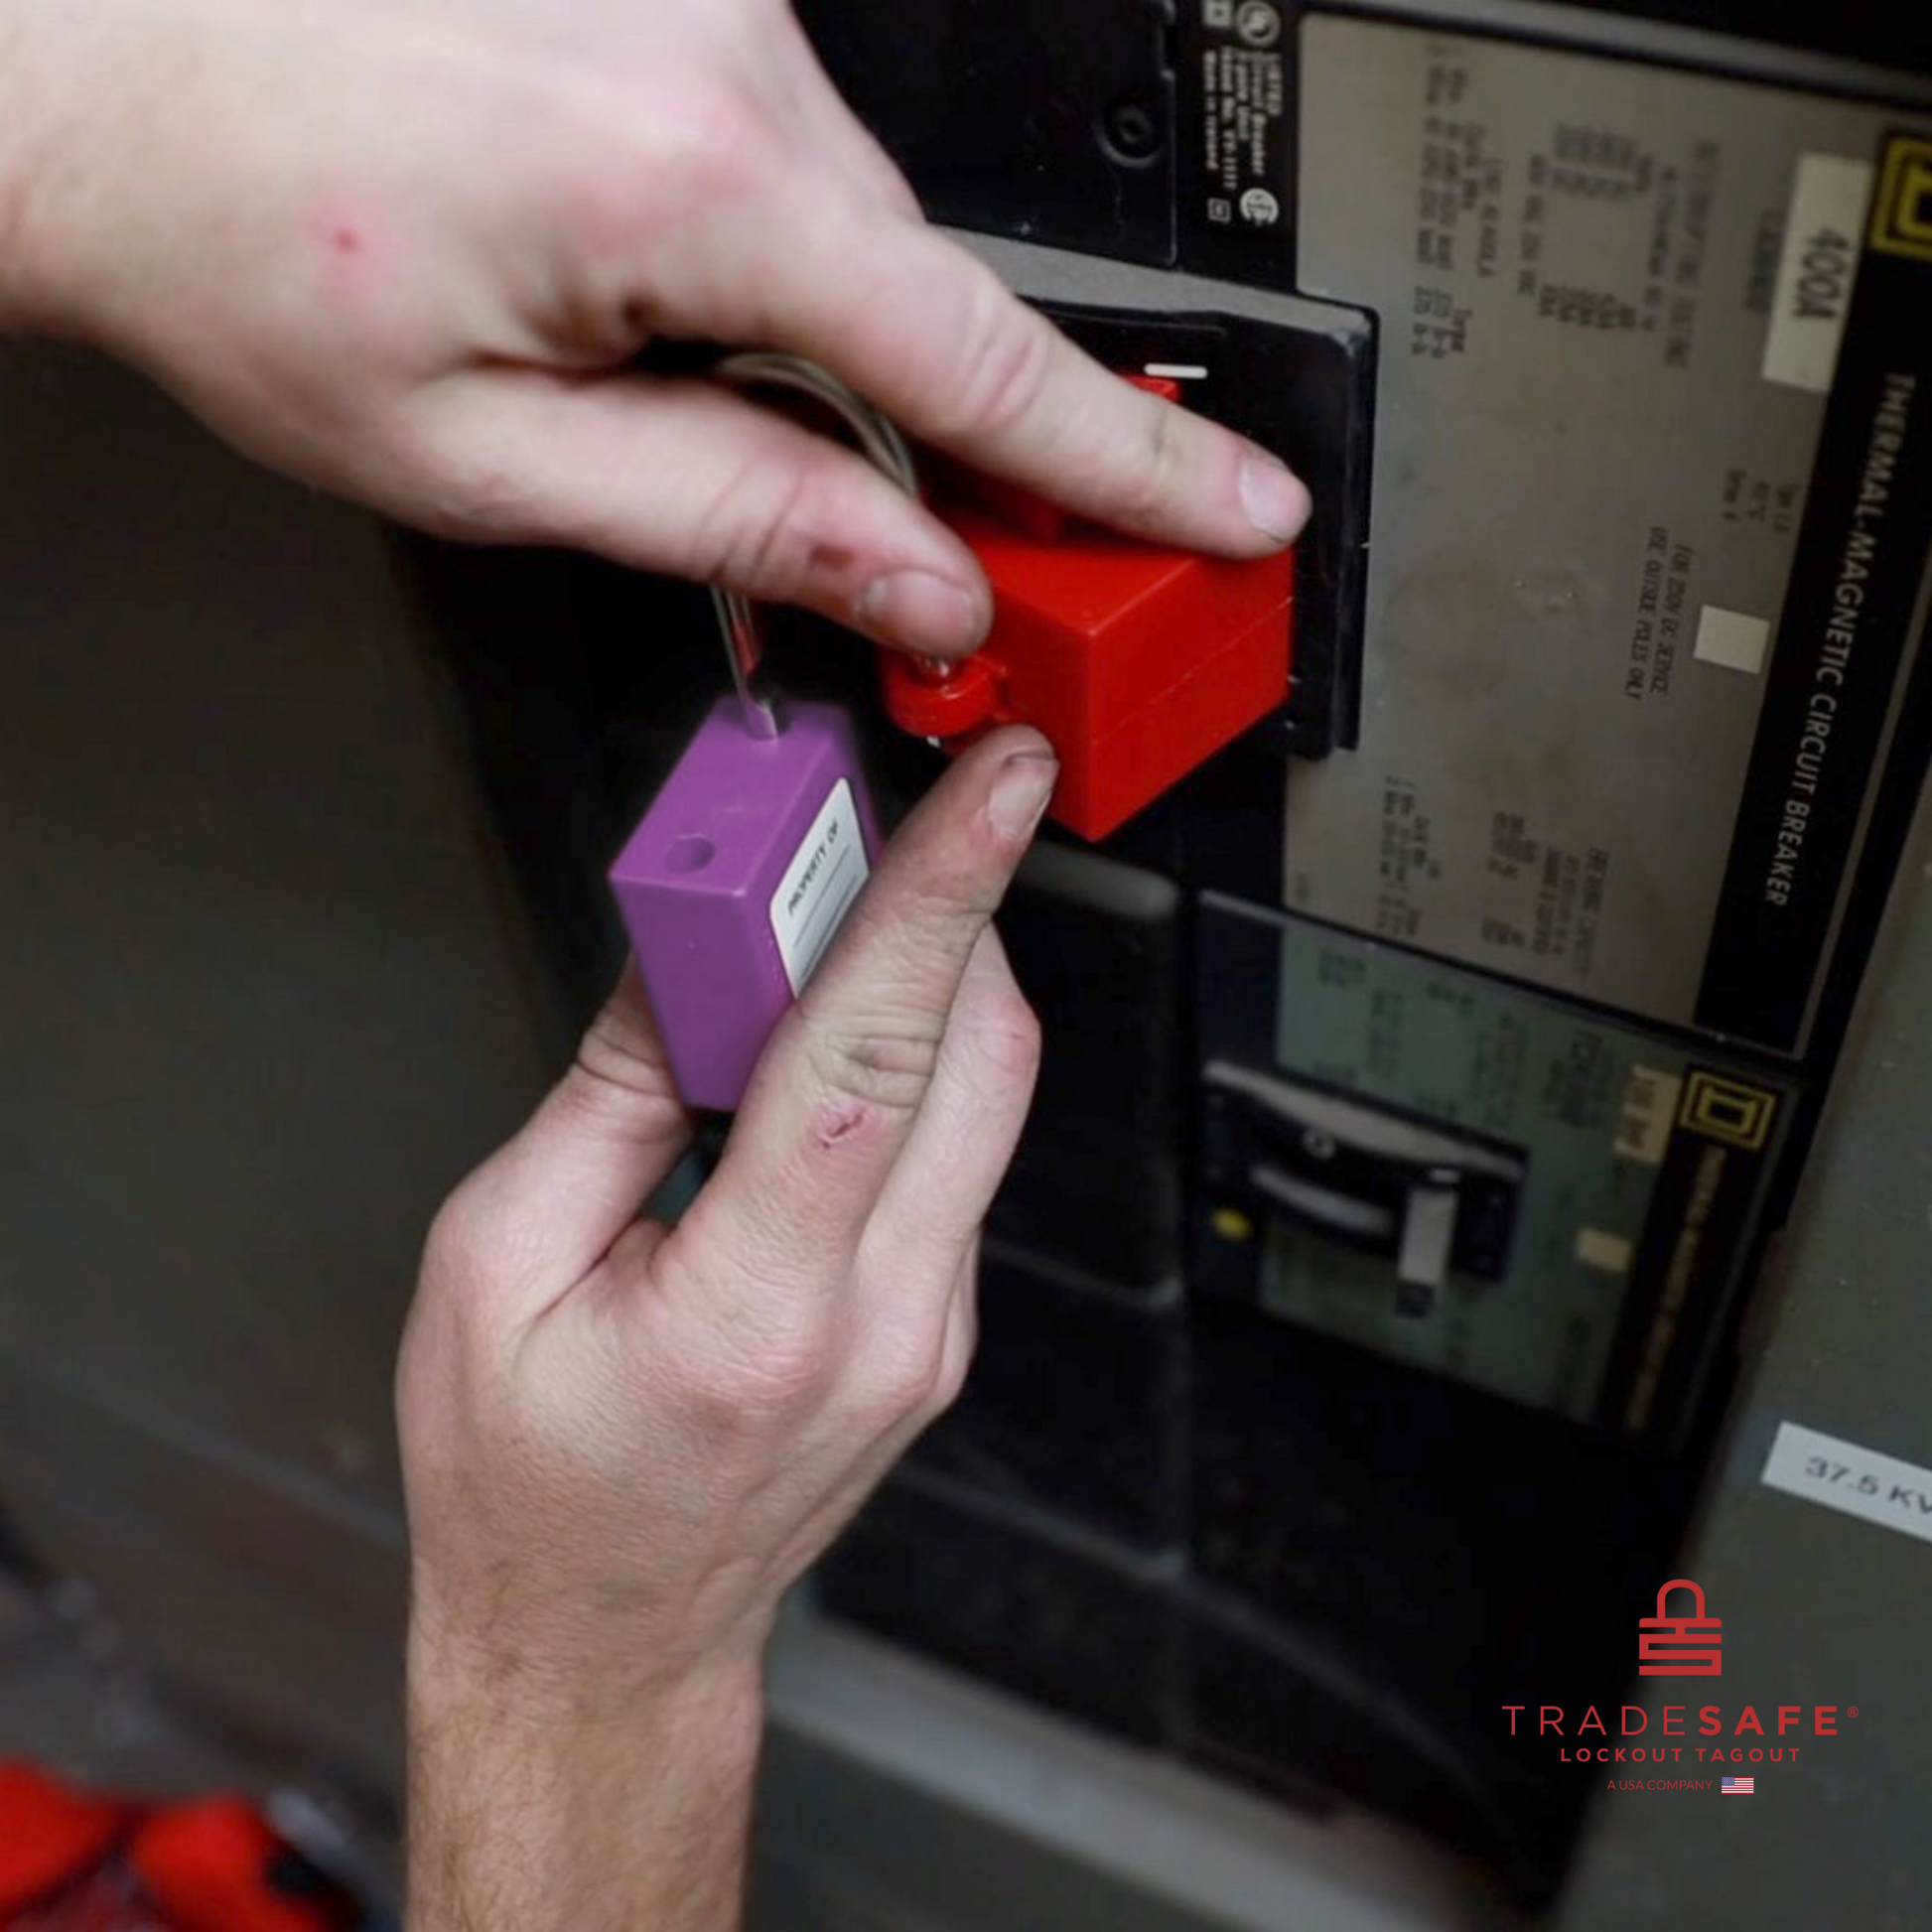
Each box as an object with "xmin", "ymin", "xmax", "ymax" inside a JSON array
[{"xmin": 878, "ymin": 375, "xmax": 1297, "ymax": 842}]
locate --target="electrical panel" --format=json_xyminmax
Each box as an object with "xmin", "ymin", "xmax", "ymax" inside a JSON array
[{"xmin": 426, "ymin": 0, "xmax": 1932, "ymax": 1907}]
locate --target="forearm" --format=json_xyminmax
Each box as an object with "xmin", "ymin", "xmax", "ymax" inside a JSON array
[{"xmin": 406, "ymin": 1613, "xmax": 766, "ymax": 1932}]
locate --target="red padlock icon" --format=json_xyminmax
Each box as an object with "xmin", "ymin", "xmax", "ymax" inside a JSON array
[{"xmin": 1637, "ymin": 1579, "xmax": 1723, "ymax": 1677}]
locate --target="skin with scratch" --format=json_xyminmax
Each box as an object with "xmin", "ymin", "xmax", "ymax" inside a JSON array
[
  {"xmin": 0, "ymin": 0, "xmax": 1311, "ymax": 662},
  {"xmin": 400, "ymin": 731, "xmax": 1057, "ymax": 1927}
]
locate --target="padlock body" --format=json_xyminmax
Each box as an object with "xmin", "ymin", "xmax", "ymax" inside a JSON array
[{"xmin": 609, "ymin": 698, "xmax": 878, "ymax": 1111}]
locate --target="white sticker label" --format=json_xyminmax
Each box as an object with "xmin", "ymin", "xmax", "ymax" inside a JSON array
[
  {"xmin": 1760, "ymin": 1421, "xmax": 1932, "ymax": 1547},
  {"xmin": 1761, "ymin": 155, "xmax": 1875, "ymax": 393},
  {"xmin": 770, "ymin": 777, "xmax": 868, "ymax": 996},
  {"xmin": 1613, "ymin": 1065, "xmax": 1682, "ymax": 1167},
  {"xmin": 1693, "ymin": 606, "xmax": 1771, "ymax": 676},
  {"xmin": 1575, "ymin": 1227, "xmax": 1634, "ymax": 1276}
]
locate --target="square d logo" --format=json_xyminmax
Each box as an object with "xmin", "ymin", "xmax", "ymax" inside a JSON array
[
  {"xmin": 1869, "ymin": 135, "xmax": 1932, "ymax": 263},
  {"xmin": 1679, "ymin": 1072, "xmax": 1776, "ymax": 1152}
]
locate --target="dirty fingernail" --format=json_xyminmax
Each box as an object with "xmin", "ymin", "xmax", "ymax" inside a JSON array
[
  {"xmin": 858, "ymin": 570, "xmax": 989, "ymax": 655},
  {"xmin": 987, "ymin": 750, "xmax": 1058, "ymax": 841}
]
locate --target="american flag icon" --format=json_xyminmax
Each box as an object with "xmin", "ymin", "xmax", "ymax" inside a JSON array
[{"xmin": 1722, "ymin": 1776, "xmax": 1755, "ymax": 1795}]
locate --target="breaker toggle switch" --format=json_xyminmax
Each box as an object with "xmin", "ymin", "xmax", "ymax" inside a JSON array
[
  {"xmin": 879, "ymin": 393, "xmax": 1296, "ymax": 842},
  {"xmin": 1202, "ymin": 1060, "xmax": 1527, "ymax": 1317}
]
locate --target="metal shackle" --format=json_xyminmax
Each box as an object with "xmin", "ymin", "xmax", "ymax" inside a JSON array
[{"xmin": 707, "ymin": 351, "xmax": 921, "ymax": 740}]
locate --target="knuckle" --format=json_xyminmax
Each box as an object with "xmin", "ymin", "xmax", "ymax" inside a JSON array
[
  {"xmin": 974, "ymin": 991, "xmax": 1043, "ymax": 1086},
  {"xmin": 549, "ymin": 72, "xmax": 777, "ymax": 328},
  {"xmin": 945, "ymin": 986, "xmax": 1042, "ymax": 1115},
  {"xmin": 802, "ymin": 1013, "xmax": 945, "ymax": 1120},
  {"xmin": 867, "ymin": 867, "xmax": 1003, "ymax": 968},
  {"xmin": 420, "ymin": 1174, "xmax": 491, "ymax": 1289},
  {"xmin": 413, "ymin": 1183, "xmax": 538, "ymax": 1356},
  {"xmin": 392, "ymin": 412, "xmax": 548, "ymax": 544},
  {"xmin": 652, "ymin": 77, "xmax": 775, "ymax": 200},
  {"xmin": 656, "ymin": 1218, "xmax": 835, "ymax": 1421},
  {"xmin": 927, "ymin": 1308, "xmax": 976, "ymax": 1419},
  {"xmin": 929, "ymin": 1341, "xmax": 971, "ymax": 1418},
  {"xmin": 685, "ymin": 1310, "xmax": 833, "ymax": 1425},
  {"xmin": 856, "ymin": 1336, "xmax": 947, "ymax": 1428},
  {"xmin": 1111, "ymin": 392, "xmax": 1188, "ymax": 530},
  {"xmin": 934, "ymin": 277, "xmax": 1056, "ymax": 441},
  {"xmin": 693, "ymin": 454, "xmax": 831, "ymax": 598},
  {"xmin": 865, "ymin": 151, "xmax": 923, "ymax": 221},
  {"xmin": 599, "ymin": 71, "xmax": 772, "ymax": 209},
  {"xmin": 569, "ymin": 996, "xmax": 680, "ymax": 1113}
]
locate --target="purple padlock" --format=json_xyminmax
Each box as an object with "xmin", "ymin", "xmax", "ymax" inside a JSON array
[
  {"xmin": 609, "ymin": 694, "xmax": 880, "ymax": 1111},
  {"xmin": 607, "ymin": 351, "xmax": 918, "ymax": 1111}
]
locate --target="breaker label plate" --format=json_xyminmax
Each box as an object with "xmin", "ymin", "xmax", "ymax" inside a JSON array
[
  {"xmin": 1291, "ymin": 20, "xmax": 1932, "ymax": 1053},
  {"xmin": 1698, "ymin": 137, "xmax": 1932, "ymax": 1045},
  {"xmin": 1762, "ymin": 1421, "xmax": 1932, "ymax": 1547},
  {"xmin": 1760, "ymin": 155, "xmax": 1872, "ymax": 393}
]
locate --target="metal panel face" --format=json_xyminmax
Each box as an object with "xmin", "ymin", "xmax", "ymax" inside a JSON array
[
  {"xmin": 786, "ymin": 12, "xmax": 1932, "ymax": 1911},
  {"xmin": 1195, "ymin": 900, "xmax": 1793, "ymax": 1435},
  {"xmin": 1559, "ymin": 788, "xmax": 1932, "ymax": 1932},
  {"xmin": 1289, "ymin": 16, "xmax": 1932, "ymax": 1053},
  {"xmin": 799, "ymin": 0, "xmax": 1179, "ymax": 265}
]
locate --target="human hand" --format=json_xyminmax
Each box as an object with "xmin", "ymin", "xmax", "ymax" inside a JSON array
[
  {"xmin": 396, "ymin": 728, "xmax": 1053, "ymax": 1922},
  {"xmin": 2, "ymin": 0, "xmax": 1311, "ymax": 658}
]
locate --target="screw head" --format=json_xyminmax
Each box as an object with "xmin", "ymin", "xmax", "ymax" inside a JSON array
[{"xmin": 1103, "ymin": 98, "xmax": 1163, "ymax": 163}]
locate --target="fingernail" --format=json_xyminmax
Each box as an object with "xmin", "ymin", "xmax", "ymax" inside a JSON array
[
  {"xmin": 988, "ymin": 750, "xmax": 1058, "ymax": 841},
  {"xmin": 1238, "ymin": 450, "xmax": 1312, "ymax": 546},
  {"xmin": 857, "ymin": 570, "xmax": 989, "ymax": 655}
]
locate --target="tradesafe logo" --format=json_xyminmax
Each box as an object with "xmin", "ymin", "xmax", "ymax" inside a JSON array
[
  {"xmin": 1638, "ymin": 1579, "xmax": 1722, "ymax": 1677},
  {"xmin": 1502, "ymin": 1576, "xmax": 1861, "ymax": 1786}
]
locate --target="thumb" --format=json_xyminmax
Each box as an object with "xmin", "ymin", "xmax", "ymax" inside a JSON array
[{"xmin": 411, "ymin": 364, "xmax": 993, "ymax": 657}]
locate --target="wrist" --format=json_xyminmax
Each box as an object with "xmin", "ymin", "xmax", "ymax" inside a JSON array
[
  {"xmin": 407, "ymin": 1552, "xmax": 776, "ymax": 1721},
  {"xmin": 408, "ymin": 1593, "xmax": 768, "ymax": 1742},
  {"xmin": 408, "ymin": 1607, "xmax": 766, "ymax": 1932}
]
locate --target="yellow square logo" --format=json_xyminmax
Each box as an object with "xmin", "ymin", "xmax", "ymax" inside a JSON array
[
  {"xmin": 1679, "ymin": 1072, "xmax": 1776, "ymax": 1152},
  {"xmin": 1870, "ymin": 135, "xmax": 1932, "ymax": 263}
]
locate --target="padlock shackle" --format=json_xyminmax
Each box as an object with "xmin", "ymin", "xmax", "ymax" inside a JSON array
[
  {"xmin": 708, "ymin": 351, "xmax": 922, "ymax": 739},
  {"xmin": 711, "ymin": 584, "xmax": 786, "ymax": 742}
]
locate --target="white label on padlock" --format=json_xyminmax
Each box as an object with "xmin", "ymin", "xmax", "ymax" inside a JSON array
[
  {"xmin": 1760, "ymin": 1421, "xmax": 1932, "ymax": 1548},
  {"xmin": 770, "ymin": 777, "xmax": 869, "ymax": 996}
]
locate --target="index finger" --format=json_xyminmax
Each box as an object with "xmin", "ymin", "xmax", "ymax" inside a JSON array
[
  {"xmin": 753, "ymin": 196, "xmax": 1311, "ymax": 556},
  {"xmin": 686, "ymin": 727, "xmax": 1056, "ymax": 1288}
]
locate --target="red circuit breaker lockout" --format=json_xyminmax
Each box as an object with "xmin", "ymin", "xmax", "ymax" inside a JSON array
[{"xmin": 878, "ymin": 390, "xmax": 1297, "ymax": 842}]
